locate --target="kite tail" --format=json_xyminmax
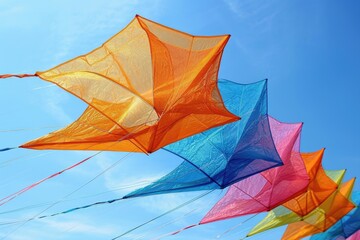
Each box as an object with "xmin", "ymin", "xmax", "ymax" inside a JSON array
[
  {"xmin": 0, "ymin": 154, "xmax": 97, "ymax": 206},
  {"xmin": 152, "ymin": 224, "xmax": 199, "ymax": 240},
  {"xmin": 0, "ymin": 73, "xmax": 37, "ymax": 79},
  {"xmin": 37, "ymin": 197, "xmax": 125, "ymax": 219},
  {"xmin": 0, "ymin": 147, "xmax": 17, "ymax": 152}
]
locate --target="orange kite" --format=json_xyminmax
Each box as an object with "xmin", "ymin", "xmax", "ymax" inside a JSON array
[
  {"xmin": 282, "ymin": 178, "xmax": 356, "ymax": 240},
  {"xmin": 2, "ymin": 15, "xmax": 239, "ymax": 153}
]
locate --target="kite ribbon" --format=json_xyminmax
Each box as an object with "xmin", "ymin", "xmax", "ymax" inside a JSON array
[
  {"xmin": 0, "ymin": 147, "xmax": 16, "ymax": 152},
  {"xmin": 38, "ymin": 197, "xmax": 125, "ymax": 219},
  {"xmin": 0, "ymin": 153, "xmax": 98, "ymax": 206},
  {"xmin": 0, "ymin": 74, "xmax": 37, "ymax": 79}
]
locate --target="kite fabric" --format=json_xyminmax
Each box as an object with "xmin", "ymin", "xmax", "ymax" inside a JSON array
[
  {"xmin": 248, "ymin": 149, "xmax": 345, "ymax": 236},
  {"xmin": 15, "ymin": 15, "xmax": 239, "ymax": 153},
  {"xmin": 125, "ymin": 79, "xmax": 283, "ymax": 198},
  {"xmin": 282, "ymin": 149, "xmax": 339, "ymax": 216},
  {"xmin": 200, "ymin": 117, "xmax": 309, "ymax": 224},
  {"xmin": 282, "ymin": 178, "xmax": 356, "ymax": 240},
  {"xmin": 347, "ymin": 230, "xmax": 360, "ymax": 240},
  {"xmin": 310, "ymin": 191, "xmax": 360, "ymax": 240}
]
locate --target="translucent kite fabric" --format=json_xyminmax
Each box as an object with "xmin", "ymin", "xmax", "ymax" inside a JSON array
[
  {"xmin": 347, "ymin": 230, "xmax": 360, "ymax": 240},
  {"xmin": 21, "ymin": 15, "xmax": 239, "ymax": 153},
  {"xmin": 282, "ymin": 149, "xmax": 339, "ymax": 216},
  {"xmin": 282, "ymin": 178, "xmax": 356, "ymax": 240},
  {"xmin": 248, "ymin": 167, "xmax": 345, "ymax": 236},
  {"xmin": 311, "ymin": 192, "xmax": 360, "ymax": 240},
  {"xmin": 125, "ymin": 79, "xmax": 283, "ymax": 198},
  {"xmin": 200, "ymin": 117, "xmax": 309, "ymax": 224}
]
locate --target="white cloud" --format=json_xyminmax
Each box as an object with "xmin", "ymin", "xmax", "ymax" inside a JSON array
[
  {"xmin": 48, "ymin": 0, "xmax": 164, "ymax": 64},
  {"xmin": 96, "ymin": 154, "xmax": 165, "ymax": 195},
  {"xmin": 223, "ymin": 0, "xmax": 268, "ymax": 18},
  {"xmin": 41, "ymin": 217, "xmax": 118, "ymax": 235},
  {"xmin": 0, "ymin": 216, "xmax": 119, "ymax": 240},
  {"xmin": 223, "ymin": 0, "xmax": 249, "ymax": 18},
  {"xmin": 0, "ymin": 204, "xmax": 119, "ymax": 236},
  {"xmin": 42, "ymin": 87, "xmax": 73, "ymax": 124},
  {"xmin": 223, "ymin": 0, "xmax": 278, "ymax": 31},
  {"xmin": 136, "ymin": 190, "xmax": 220, "ymax": 216},
  {"xmin": 0, "ymin": 5, "xmax": 24, "ymax": 18},
  {"xmin": 93, "ymin": 152, "xmax": 221, "ymax": 225}
]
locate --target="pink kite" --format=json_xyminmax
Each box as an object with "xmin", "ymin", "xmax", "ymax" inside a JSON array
[{"xmin": 202, "ymin": 117, "xmax": 310, "ymax": 223}]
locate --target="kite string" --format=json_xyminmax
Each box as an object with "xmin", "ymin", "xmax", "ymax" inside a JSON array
[
  {"xmin": 0, "ymin": 152, "xmax": 52, "ymax": 168},
  {"xmin": 149, "ymin": 208, "xmax": 260, "ymax": 240},
  {"xmin": 0, "ymin": 153, "xmax": 100, "ymax": 207},
  {"xmin": 215, "ymin": 212, "xmax": 260, "ymax": 239},
  {"xmin": 1, "ymin": 106, "xmax": 158, "ymax": 240},
  {"xmin": 0, "ymin": 103, "xmax": 158, "ymax": 208},
  {"xmin": 0, "ymin": 151, "xmax": 134, "ymax": 240},
  {"xmin": 0, "ymin": 179, "xmax": 153, "ymax": 216},
  {"xmin": 151, "ymin": 224, "xmax": 199, "ymax": 240},
  {"xmin": 20, "ymin": 157, "xmax": 219, "ymax": 221},
  {"xmin": 55, "ymin": 189, "xmax": 219, "ymax": 240},
  {"xmin": 0, "ymin": 126, "xmax": 61, "ymax": 133},
  {"xmin": 0, "ymin": 159, "xmax": 216, "ymax": 224},
  {"xmin": 111, "ymin": 190, "xmax": 215, "ymax": 240},
  {"xmin": 139, "ymin": 189, "xmax": 224, "ymax": 240},
  {"xmin": 138, "ymin": 209, "xmax": 198, "ymax": 240}
]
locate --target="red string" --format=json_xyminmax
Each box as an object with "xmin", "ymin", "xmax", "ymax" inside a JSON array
[
  {"xmin": 0, "ymin": 73, "xmax": 37, "ymax": 79},
  {"xmin": 170, "ymin": 224, "xmax": 198, "ymax": 236},
  {"xmin": 0, "ymin": 154, "xmax": 96, "ymax": 206},
  {"xmin": 151, "ymin": 224, "xmax": 199, "ymax": 240}
]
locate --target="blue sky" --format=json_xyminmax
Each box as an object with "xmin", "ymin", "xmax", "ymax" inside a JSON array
[{"xmin": 0, "ymin": 0, "xmax": 359, "ymax": 239}]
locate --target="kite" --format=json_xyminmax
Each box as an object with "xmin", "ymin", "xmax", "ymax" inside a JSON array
[
  {"xmin": 248, "ymin": 149, "xmax": 345, "ymax": 236},
  {"xmin": 201, "ymin": 117, "xmax": 309, "ymax": 224},
  {"xmin": 125, "ymin": 79, "xmax": 283, "ymax": 197},
  {"xmin": 282, "ymin": 178, "xmax": 356, "ymax": 240},
  {"xmin": 1, "ymin": 15, "xmax": 239, "ymax": 153},
  {"xmin": 0, "ymin": 15, "xmax": 242, "ymax": 207},
  {"xmin": 310, "ymin": 191, "xmax": 360, "ymax": 240}
]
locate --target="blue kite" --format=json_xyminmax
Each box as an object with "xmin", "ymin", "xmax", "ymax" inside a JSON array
[{"xmin": 125, "ymin": 79, "xmax": 283, "ymax": 198}]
